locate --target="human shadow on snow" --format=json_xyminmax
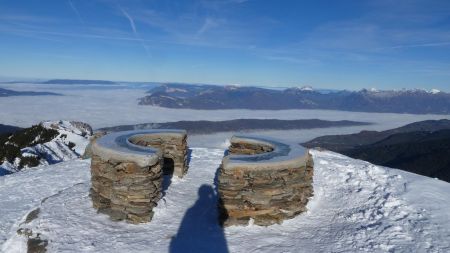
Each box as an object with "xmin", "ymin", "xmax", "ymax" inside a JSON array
[{"xmin": 169, "ymin": 184, "xmax": 229, "ymax": 253}]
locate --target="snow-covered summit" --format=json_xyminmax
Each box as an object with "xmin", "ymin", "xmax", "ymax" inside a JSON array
[
  {"xmin": 288, "ymin": 85, "xmax": 314, "ymax": 92},
  {"xmin": 299, "ymin": 85, "xmax": 314, "ymax": 91},
  {"xmin": 362, "ymin": 87, "xmax": 445, "ymax": 95},
  {"xmin": 39, "ymin": 120, "xmax": 92, "ymax": 155},
  {"xmin": 283, "ymin": 86, "xmax": 315, "ymax": 95},
  {"xmin": 429, "ymin": 88, "xmax": 441, "ymax": 94},
  {"xmin": 0, "ymin": 120, "xmax": 92, "ymax": 175},
  {"xmin": 0, "ymin": 149, "xmax": 449, "ymax": 252}
]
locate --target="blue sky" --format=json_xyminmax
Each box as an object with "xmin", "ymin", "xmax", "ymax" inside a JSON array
[{"xmin": 0, "ymin": 0, "xmax": 450, "ymax": 91}]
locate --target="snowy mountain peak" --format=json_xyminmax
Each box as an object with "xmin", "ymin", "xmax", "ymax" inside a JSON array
[
  {"xmin": 361, "ymin": 88, "xmax": 446, "ymax": 96},
  {"xmin": 41, "ymin": 120, "xmax": 93, "ymax": 137},
  {"xmin": 0, "ymin": 120, "xmax": 92, "ymax": 175},
  {"xmin": 283, "ymin": 86, "xmax": 315, "ymax": 94},
  {"xmin": 429, "ymin": 89, "xmax": 441, "ymax": 94},
  {"xmin": 300, "ymin": 85, "xmax": 314, "ymax": 91},
  {"xmin": 38, "ymin": 120, "xmax": 93, "ymax": 156},
  {"xmin": 224, "ymin": 84, "xmax": 241, "ymax": 90}
]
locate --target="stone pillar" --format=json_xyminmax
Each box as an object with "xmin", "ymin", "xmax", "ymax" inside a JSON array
[
  {"xmin": 90, "ymin": 154, "xmax": 162, "ymax": 223},
  {"xmin": 218, "ymin": 136, "xmax": 314, "ymax": 226},
  {"xmin": 90, "ymin": 130, "xmax": 188, "ymax": 224}
]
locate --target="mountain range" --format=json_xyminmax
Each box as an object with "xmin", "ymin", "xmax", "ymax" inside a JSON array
[
  {"xmin": 0, "ymin": 87, "xmax": 61, "ymax": 97},
  {"xmin": 0, "ymin": 124, "xmax": 21, "ymax": 135},
  {"xmin": 99, "ymin": 119, "xmax": 370, "ymax": 134},
  {"xmin": 138, "ymin": 83, "xmax": 450, "ymax": 114},
  {"xmin": 303, "ymin": 119, "xmax": 450, "ymax": 182}
]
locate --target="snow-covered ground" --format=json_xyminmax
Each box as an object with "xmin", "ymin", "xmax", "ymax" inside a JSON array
[{"xmin": 1, "ymin": 148, "xmax": 449, "ymax": 252}]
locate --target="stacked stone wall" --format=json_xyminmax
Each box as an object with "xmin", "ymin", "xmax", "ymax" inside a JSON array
[
  {"xmin": 129, "ymin": 134, "xmax": 188, "ymax": 177},
  {"xmin": 90, "ymin": 130, "xmax": 188, "ymax": 223},
  {"xmin": 228, "ymin": 141, "xmax": 273, "ymax": 155},
  {"xmin": 218, "ymin": 138, "xmax": 314, "ymax": 226},
  {"xmin": 91, "ymin": 155, "xmax": 162, "ymax": 223}
]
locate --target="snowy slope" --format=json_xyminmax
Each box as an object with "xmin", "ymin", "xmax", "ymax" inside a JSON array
[
  {"xmin": 1, "ymin": 149, "xmax": 449, "ymax": 252},
  {"xmin": 0, "ymin": 120, "xmax": 91, "ymax": 174},
  {"xmin": 40, "ymin": 120, "xmax": 92, "ymax": 156}
]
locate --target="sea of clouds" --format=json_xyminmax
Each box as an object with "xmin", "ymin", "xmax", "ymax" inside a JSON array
[{"xmin": 1, "ymin": 83, "xmax": 449, "ymax": 147}]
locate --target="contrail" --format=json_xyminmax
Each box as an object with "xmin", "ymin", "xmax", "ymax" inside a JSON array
[
  {"xmin": 120, "ymin": 8, "xmax": 137, "ymax": 35},
  {"xmin": 377, "ymin": 41, "xmax": 450, "ymax": 50},
  {"xmin": 390, "ymin": 41, "xmax": 450, "ymax": 49},
  {"xmin": 0, "ymin": 27, "xmax": 160, "ymax": 43},
  {"xmin": 119, "ymin": 6, "xmax": 151, "ymax": 57},
  {"xmin": 68, "ymin": 0, "xmax": 85, "ymax": 25}
]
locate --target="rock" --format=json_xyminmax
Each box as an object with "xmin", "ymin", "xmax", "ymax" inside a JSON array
[
  {"xmin": 218, "ymin": 135, "xmax": 314, "ymax": 226},
  {"xmin": 82, "ymin": 131, "xmax": 107, "ymax": 159},
  {"xmin": 90, "ymin": 130, "xmax": 188, "ymax": 224},
  {"xmin": 27, "ymin": 237, "xmax": 48, "ymax": 253}
]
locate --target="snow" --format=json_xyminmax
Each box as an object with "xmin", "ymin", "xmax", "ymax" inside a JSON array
[
  {"xmin": 429, "ymin": 89, "xmax": 441, "ymax": 94},
  {"xmin": 0, "ymin": 161, "xmax": 17, "ymax": 175},
  {"xmin": 21, "ymin": 140, "xmax": 78, "ymax": 165},
  {"xmin": 225, "ymin": 85, "xmax": 240, "ymax": 90},
  {"xmin": 159, "ymin": 95, "xmax": 178, "ymax": 100},
  {"xmin": 1, "ymin": 147, "xmax": 449, "ymax": 252},
  {"xmin": 40, "ymin": 120, "xmax": 91, "ymax": 156},
  {"xmin": 300, "ymin": 85, "xmax": 313, "ymax": 91},
  {"xmin": 0, "ymin": 120, "xmax": 91, "ymax": 174},
  {"xmin": 0, "ymin": 159, "xmax": 91, "ymax": 247},
  {"xmin": 166, "ymin": 88, "xmax": 188, "ymax": 93}
]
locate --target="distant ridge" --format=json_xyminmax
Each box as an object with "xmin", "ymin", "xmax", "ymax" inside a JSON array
[
  {"xmin": 139, "ymin": 83, "xmax": 450, "ymax": 114},
  {"xmin": 303, "ymin": 119, "xmax": 450, "ymax": 182},
  {"xmin": 0, "ymin": 124, "xmax": 21, "ymax": 135},
  {"xmin": 303, "ymin": 119, "xmax": 450, "ymax": 151},
  {"xmin": 41, "ymin": 79, "xmax": 117, "ymax": 85},
  {"xmin": 98, "ymin": 118, "xmax": 371, "ymax": 134},
  {"xmin": 0, "ymin": 87, "xmax": 61, "ymax": 97}
]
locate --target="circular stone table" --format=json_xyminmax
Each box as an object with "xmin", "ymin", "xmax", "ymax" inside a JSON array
[
  {"xmin": 90, "ymin": 129, "xmax": 188, "ymax": 223},
  {"xmin": 218, "ymin": 135, "xmax": 314, "ymax": 226}
]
